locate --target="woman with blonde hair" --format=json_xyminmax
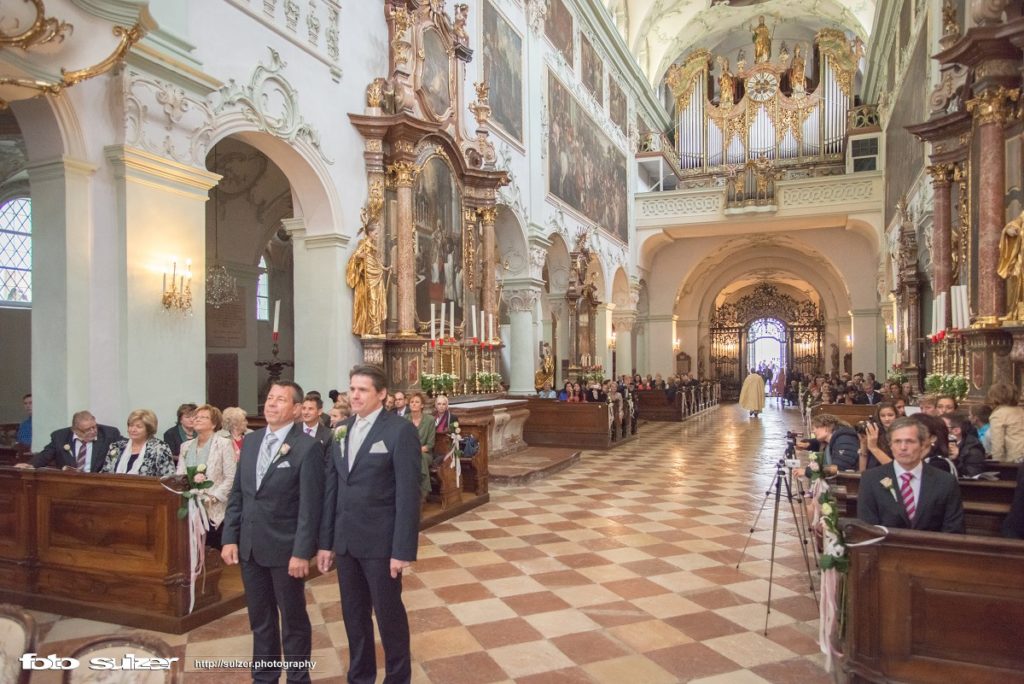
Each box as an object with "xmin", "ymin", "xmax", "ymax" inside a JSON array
[
  {"xmin": 178, "ymin": 404, "xmax": 236, "ymax": 548},
  {"xmin": 987, "ymin": 383, "xmax": 1024, "ymax": 463},
  {"xmin": 330, "ymin": 395, "xmax": 351, "ymax": 427},
  {"xmin": 102, "ymin": 409, "xmax": 175, "ymax": 477}
]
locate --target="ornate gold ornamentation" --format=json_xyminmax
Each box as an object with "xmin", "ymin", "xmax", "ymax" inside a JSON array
[
  {"xmin": 0, "ymin": 22, "xmax": 144, "ymax": 108},
  {"xmin": 387, "ymin": 160, "xmax": 420, "ymax": 187},
  {"xmin": 816, "ymin": 28, "xmax": 862, "ymax": 98},
  {"xmin": 967, "ymin": 87, "xmax": 1020, "ymax": 125},
  {"xmin": 998, "ymin": 210, "xmax": 1024, "ymax": 322},
  {"xmin": 942, "ymin": 0, "xmax": 961, "ymax": 39},
  {"xmin": 751, "ymin": 16, "xmax": 771, "ymax": 64},
  {"xmin": 953, "ymin": 166, "xmax": 969, "ymax": 284},
  {"xmin": 359, "ymin": 177, "xmax": 385, "ymax": 230},
  {"xmin": 477, "ymin": 206, "xmax": 498, "ymax": 225},
  {"xmin": 665, "ymin": 49, "xmax": 710, "ymax": 109},
  {"xmin": 927, "ymin": 163, "xmax": 954, "ymax": 185},
  {"xmin": 366, "ymin": 139, "xmax": 383, "ymax": 153},
  {"xmin": 0, "ymin": 0, "xmax": 71, "ymax": 49},
  {"xmin": 463, "ymin": 208, "xmax": 477, "ymax": 291},
  {"xmin": 366, "ymin": 77, "xmax": 386, "ymax": 108},
  {"xmin": 453, "ymin": 3, "xmax": 470, "ymax": 48},
  {"xmin": 469, "ymin": 81, "xmax": 491, "ymax": 126},
  {"xmin": 389, "ymin": 6, "xmax": 413, "ymax": 66}
]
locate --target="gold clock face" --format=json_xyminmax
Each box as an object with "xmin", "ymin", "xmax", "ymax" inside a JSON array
[{"xmin": 746, "ymin": 72, "xmax": 778, "ymax": 102}]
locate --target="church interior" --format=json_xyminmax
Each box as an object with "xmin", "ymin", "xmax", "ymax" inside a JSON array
[{"xmin": 2, "ymin": 0, "xmax": 1024, "ymax": 682}]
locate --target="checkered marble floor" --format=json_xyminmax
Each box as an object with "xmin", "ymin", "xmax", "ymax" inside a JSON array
[{"xmin": 27, "ymin": 402, "xmax": 829, "ymax": 683}]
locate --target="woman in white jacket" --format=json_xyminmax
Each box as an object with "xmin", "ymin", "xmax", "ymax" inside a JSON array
[
  {"xmin": 987, "ymin": 383, "xmax": 1024, "ymax": 463},
  {"xmin": 177, "ymin": 404, "xmax": 237, "ymax": 548}
]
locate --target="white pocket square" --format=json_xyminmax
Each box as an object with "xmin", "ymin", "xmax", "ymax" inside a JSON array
[
  {"xmin": 276, "ymin": 461, "xmax": 291, "ymax": 469},
  {"xmin": 369, "ymin": 440, "xmax": 388, "ymax": 454}
]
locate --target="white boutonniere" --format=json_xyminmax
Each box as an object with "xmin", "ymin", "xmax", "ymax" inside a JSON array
[
  {"xmin": 334, "ymin": 425, "xmax": 348, "ymax": 443},
  {"xmin": 880, "ymin": 476, "xmax": 897, "ymax": 501},
  {"xmin": 63, "ymin": 444, "xmax": 71, "ymax": 453},
  {"xmin": 197, "ymin": 463, "xmax": 207, "ymax": 473}
]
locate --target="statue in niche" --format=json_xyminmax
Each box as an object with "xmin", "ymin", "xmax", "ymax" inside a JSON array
[
  {"xmin": 998, "ymin": 210, "xmax": 1024, "ymax": 322},
  {"xmin": 751, "ymin": 16, "xmax": 771, "ymax": 64},
  {"xmin": 535, "ymin": 342, "xmax": 555, "ymax": 390},
  {"xmin": 717, "ymin": 56, "xmax": 735, "ymax": 105},
  {"xmin": 347, "ymin": 208, "xmax": 390, "ymax": 337},
  {"xmin": 790, "ymin": 44, "xmax": 806, "ymax": 93},
  {"xmin": 736, "ymin": 49, "xmax": 747, "ymax": 72},
  {"xmin": 453, "ymin": 4, "xmax": 470, "ymax": 48}
]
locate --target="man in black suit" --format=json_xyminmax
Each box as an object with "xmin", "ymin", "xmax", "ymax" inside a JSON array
[
  {"xmin": 222, "ymin": 380, "xmax": 324, "ymax": 683},
  {"xmin": 855, "ymin": 380, "xmax": 884, "ymax": 405},
  {"xmin": 18, "ymin": 411, "xmax": 121, "ymax": 472},
  {"xmin": 299, "ymin": 394, "xmax": 332, "ymax": 457},
  {"xmin": 859, "ymin": 417, "xmax": 965, "ymax": 533},
  {"xmin": 393, "ymin": 391, "xmax": 409, "ymax": 418},
  {"xmin": 318, "ymin": 365, "xmax": 421, "ymax": 684}
]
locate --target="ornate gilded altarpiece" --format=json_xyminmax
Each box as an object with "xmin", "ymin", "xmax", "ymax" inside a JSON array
[{"xmin": 350, "ymin": 1, "xmax": 508, "ymax": 393}]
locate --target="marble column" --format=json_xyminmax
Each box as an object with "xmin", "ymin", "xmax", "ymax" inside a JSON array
[
  {"xmin": 646, "ymin": 314, "xmax": 677, "ymax": 376},
  {"xmin": 613, "ymin": 312, "xmax": 636, "ymax": 378},
  {"xmin": 596, "ymin": 303, "xmax": 615, "ymax": 378},
  {"xmin": 479, "ymin": 207, "xmax": 498, "ymax": 325},
  {"xmin": 503, "ymin": 283, "xmax": 542, "ymax": 395},
  {"xmin": 967, "ymin": 87, "xmax": 1018, "ymax": 323},
  {"xmin": 548, "ymin": 294, "xmax": 567, "ymax": 383},
  {"xmin": 928, "ymin": 163, "xmax": 954, "ymax": 328},
  {"xmin": 851, "ymin": 308, "xmax": 882, "ymax": 377},
  {"xmin": 389, "ymin": 161, "xmax": 419, "ymax": 336}
]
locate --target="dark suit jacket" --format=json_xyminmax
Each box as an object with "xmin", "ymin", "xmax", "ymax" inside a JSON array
[
  {"xmin": 31, "ymin": 425, "xmax": 122, "ymax": 472},
  {"xmin": 858, "ymin": 462, "xmax": 965, "ymax": 533},
  {"xmin": 299, "ymin": 421, "xmax": 332, "ymax": 457},
  {"xmin": 163, "ymin": 424, "xmax": 193, "ymax": 458},
  {"xmin": 319, "ymin": 410, "xmax": 421, "ymax": 561},
  {"xmin": 222, "ymin": 424, "xmax": 324, "ymax": 567}
]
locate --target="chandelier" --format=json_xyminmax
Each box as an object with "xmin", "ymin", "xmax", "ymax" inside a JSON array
[{"xmin": 206, "ymin": 147, "xmax": 238, "ymax": 309}]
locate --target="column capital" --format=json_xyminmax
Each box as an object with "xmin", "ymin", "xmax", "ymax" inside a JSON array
[
  {"xmin": 613, "ymin": 311, "xmax": 638, "ymax": 331},
  {"xmin": 502, "ymin": 278, "xmax": 544, "ymax": 312},
  {"xmin": 477, "ymin": 206, "xmax": 498, "ymax": 225},
  {"xmin": 387, "ymin": 160, "xmax": 420, "ymax": 187},
  {"xmin": 927, "ymin": 163, "xmax": 955, "ymax": 185},
  {"xmin": 966, "ymin": 86, "xmax": 1020, "ymax": 126}
]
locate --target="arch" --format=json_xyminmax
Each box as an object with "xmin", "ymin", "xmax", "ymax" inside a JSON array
[
  {"xmin": 545, "ymin": 233, "xmax": 571, "ymax": 294},
  {"xmin": 495, "ymin": 204, "xmax": 529, "ymax": 278},
  {"xmin": 10, "ymin": 95, "xmax": 86, "ymax": 163},
  {"xmin": 611, "ymin": 267, "xmax": 630, "ymax": 308}
]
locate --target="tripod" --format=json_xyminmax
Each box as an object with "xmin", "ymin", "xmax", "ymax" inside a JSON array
[{"xmin": 737, "ymin": 455, "xmax": 818, "ymax": 635}]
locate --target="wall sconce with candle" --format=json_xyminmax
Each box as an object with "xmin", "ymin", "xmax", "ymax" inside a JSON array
[
  {"xmin": 609, "ymin": 332, "xmax": 617, "ymax": 351},
  {"xmin": 162, "ymin": 258, "xmax": 193, "ymax": 313},
  {"xmin": 673, "ymin": 338, "xmax": 681, "ymax": 353},
  {"xmin": 845, "ymin": 334, "xmax": 854, "ymax": 349}
]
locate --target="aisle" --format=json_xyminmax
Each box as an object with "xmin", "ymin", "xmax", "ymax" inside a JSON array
[{"xmin": 29, "ymin": 402, "xmax": 828, "ymax": 683}]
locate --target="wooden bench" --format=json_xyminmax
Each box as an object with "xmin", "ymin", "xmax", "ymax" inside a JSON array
[
  {"xmin": 522, "ymin": 398, "xmax": 637, "ymax": 450},
  {"xmin": 842, "ymin": 519, "xmax": 1024, "ymax": 683},
  {"xmin": 810, "ymin": 404, "xmax": 876, "ymax": 422},
  {"xmin": 984, "ymin": 459, "xmax": 1020, "ymax": 481},
  {"xmin": 0, "ymin": 466, "xmax": 239, "ymax": 633},
  {"xmin": 0, "ymin": 444, "xmax": 31, "ymax": 467},
  {"xmin": 833, "ymin": 471, "xmax": 1013, "ymax": 537},
  {"xmin": 636, "ymin": 390, "xmax": 682, "ymax": 422}
]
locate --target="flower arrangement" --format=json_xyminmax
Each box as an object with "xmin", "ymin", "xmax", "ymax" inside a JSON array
[
  {"xmin": 448, "ymin": 419, "xmax": 463, "ymax": 458},
  {"xmin": 419, "ymin": 372, "xmax": 460, "ymax": 395},
  {"xmin": 886, "ymin": 363, "xmax": 907, "ymax": 386},
  {"xmin": 924, "ymin": 372, "xmax": 968, "ymax": 399},
  {"xmin": 177, "ymin": 463, "xmax": 214, "ymax": 520},
  {"xmin": 475, "ymin": 371, "xmax": 502, "ymax": 392}
]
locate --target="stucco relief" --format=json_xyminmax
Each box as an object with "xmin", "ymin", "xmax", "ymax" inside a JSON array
[
  {"xmin": 215, "ymin": 48, "xmax": 333, "ymax": 165},
  {"xmin": 638, "ymin": 193, "xmax": 721, "ymax": 218},
  {"xmin": 121, "ymin": 67, "xmax": 214, "ymax": 168},
  {"xmin": 777, "ymin": 178, "xmax": 878, "ymax": 207},
  {"xmin": 526, "ymin": 0, "xmax": 549, "ymax": 37},
  {"xmin": 495, "ymin": 142, "xmax": 527, "ymax": 223}
]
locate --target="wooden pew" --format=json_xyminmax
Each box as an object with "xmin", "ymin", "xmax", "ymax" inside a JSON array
[
  {"xmin": 833, "ymin": 471, "xmax": 1014, "ymax": 537},
  {"xmin": 522, "ymin": 398, "xmax": 637, "ymax": 449},
  {"xmin": 0, "ymin": 444, "xmax": 31, "ymax": 466},
  {"xmin": 447, "ymin": 411, "xmax": 490, "ymax": 497},
  {"xmin": 0, "ymin": 467, "xmax": 240, "ymax": 633},
  {"xmin": 636, "ymin": 390, "xmax": 682, "ymax": 422},
  {"xmin": 984, "ymin": 459, "xmax": 1020, "ymax": 481},
  {"xmin": 842, "ymin": 519, "xmax": 1024, "ymax": 683},
  {"xmin": 810, "ymin": 403, "xmax": 876, "ymax": 422},
  {"xmin": 429, "ymin": 433, "xmax": 462, "ymax": 510}
]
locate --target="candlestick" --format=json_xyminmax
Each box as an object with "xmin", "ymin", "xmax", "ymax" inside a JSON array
[
  {"xmin": 440, "ymin": 301, "xmax": 446, "ymax": 339},
  {"xmin": 273, "ymin": 300, "xmax": 281, "ymax": 335},
  {"xmin": 489, "ymin": 313, "xmax": 494, "ymax": 342},
  {"xmin": 480, "ymin": 310, "xmax": 485, "ymax": 345}
]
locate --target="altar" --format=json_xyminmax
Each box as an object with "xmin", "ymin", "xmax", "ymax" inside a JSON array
[{"xmin": 450, "ymin": 397, "xmax": 530, "ymax": 459}]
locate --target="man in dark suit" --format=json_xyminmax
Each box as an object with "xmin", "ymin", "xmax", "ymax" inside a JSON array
[
  {"xmin": 299, "ymin": 394, "xmax": 332, "ymax": 457},
  {"xmin": 859, "ymin": 417, "xmax": 965, "ymax": 533},
  {"xmin": 18, "ymin": 411, "xmax": 121, "ymax": 472},
  {"xmin": 318, "ymin": 365, "xmax": 421, "ymax": 684},
  {"xmin": 222, "ymin": 380, "xmax": 324, "ymax": 683},
  {"xmin": 393, "ymin": 391, "xmax": 409, "ymax": 418},
  {"xmin": 855, "ymin": 380, "xmax": 884, "ymax": 405}
]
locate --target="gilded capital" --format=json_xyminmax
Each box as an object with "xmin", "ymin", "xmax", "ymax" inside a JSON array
[
  {"xmin": 927, "ymin": 163, "xmax": 954, "ymax": 186},
  {"xmin": 477, "ymin": 206, "xmax": 498, "ymax": 225},
  {"xmin": 966, "ymin": 87, "xmax": 1020, "ymax": 126},
  {"xmin": 387, "ymin": 160, "xmax": 419, "ymax": 187}
]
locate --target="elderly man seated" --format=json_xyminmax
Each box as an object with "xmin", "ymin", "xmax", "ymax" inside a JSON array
[{"xmin": 17, "ymin": 410, "xmax": 122, "ymax": 472}]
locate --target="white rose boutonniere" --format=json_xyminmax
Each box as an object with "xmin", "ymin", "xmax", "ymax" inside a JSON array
[
  {"xmin": 334, "ymin": 425, "xmax": 348, "ymax": 443},
  {"xmin": 197, "ymin": 463, "xmax": 207, "ymax": 473},
  {"xmin": 63, "ymin": 444, "xmax": 71, "ymax": 453},
  {"xmin": 880, "ymin": 476, "xmax": 897, "ymax": 501}
]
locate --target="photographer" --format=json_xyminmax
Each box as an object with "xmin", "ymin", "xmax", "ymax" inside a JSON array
[
  {"xmin": 857, "ymin": 402, "xmax": 897, "ymax": 471},
  {"xmin": 942, "ymin": 410, "xmax": 987, "ymax": 478},
  {"xmin": 799, "ymin": 413, "xmax": 861, "ymax": 471}
]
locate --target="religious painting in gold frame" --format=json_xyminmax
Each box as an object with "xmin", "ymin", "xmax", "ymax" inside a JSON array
[
  {"xmin": 420, "ymin": 27, "xmax": 453, "ymax": 120},
  {"xmin": 547, "ymin": 71, "xmax": 629, "ymax": 244},
  {"xmin": 482, "ymin": 0, "xmax": 524, "ymax": 144},
  {"xmin": 580, "ymin": 33, "xmax": 603, "ymax": 103},
  {"xmin": 414, "ymin": 155, "xmax": 465, "ymax": 328},
  {"xmin": 545, "ymin": 0, "xmax": 574, "ymax": 64}
]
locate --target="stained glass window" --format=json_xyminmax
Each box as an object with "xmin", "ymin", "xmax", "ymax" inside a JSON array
[{"xmin": 256, "ymin": 255, "xmax": 269, "ymax": 321}]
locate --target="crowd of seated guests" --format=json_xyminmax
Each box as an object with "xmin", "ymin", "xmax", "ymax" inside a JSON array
[{"xmin": 543, "ymin": 372, "xmax": 711, "ymax": 403}]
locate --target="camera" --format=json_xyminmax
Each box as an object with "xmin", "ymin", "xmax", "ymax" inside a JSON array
[
  {"xmin": 855, "ymin": 420, "xmax": 873, "ymax": 435},
  {"xmin": 784, "ymin": 431, "xmax": 799, "ymax": 458}
]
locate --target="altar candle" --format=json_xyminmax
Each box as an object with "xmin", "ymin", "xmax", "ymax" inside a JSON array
[
  {"xmin": 273, "ymin": 300, "xmax": 281, "ymax": 334},
  {"xmin": 430, "ymin": 303, "xmax": 436, "ymax": 340},
  {"xmin": 480, "ymin": 311, "xmax": 486, "ymax": 345},
  {"xmin": 449, "ymin": 301, "xmax": 455, "ymax": 339},
  {"xmin": 471, "ymin": 304, "xmax": 478, "ymax": 339},
  {"xmin": 440, "ymin": 301, "xmax": 446, "ymax": 339},
  {"xmin": 489, "ymin": 313, "xmax": 494, "ymax": 342}
]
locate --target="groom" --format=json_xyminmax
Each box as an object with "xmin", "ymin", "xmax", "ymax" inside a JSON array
[{"xmin": 318, "ymin": 364, "xmax": 422, "ymax": 684}]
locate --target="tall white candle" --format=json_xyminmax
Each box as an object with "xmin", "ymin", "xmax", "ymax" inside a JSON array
[
  {"xmin": 489, "ymin": 313, "xmax": 494, "ymax": 342},
  {"xmin": 449, "ymin": 301, "xmax": 455, "ymax": 338},
  {"xmin": 273, "ymin": 300, "xmax": 281, "ymax": 334},
  {"xmin": 430, "ymin": 303, "xmax": 436, "ymax": 340},
  {"xmin": 440, "ymin": 301, "xmax": 446, "ymax": 339},
  {"xmin": 471, "ymin": 304, "xmax": 478, "ymax": 339},
  {"xmin": 481, "ymin": 310, "xmax": 486, "ymax": 343}
]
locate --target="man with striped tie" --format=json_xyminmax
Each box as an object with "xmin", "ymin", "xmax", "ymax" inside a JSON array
[
  {"xmin": 858, "ymin": 417, "xmax": 965, "ymax": 533},
  {"xmin": 18, "ymin": 410, "xmax": 121, "ymax": 472}
]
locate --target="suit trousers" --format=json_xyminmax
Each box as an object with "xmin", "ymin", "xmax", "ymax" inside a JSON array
[
  {"xmin": 336, "ymin": 552, "xmax": 411, "ymax": 684},
  {"xmin": 240, "ymin": 560, "xmax": 312, "ymax": 683}
]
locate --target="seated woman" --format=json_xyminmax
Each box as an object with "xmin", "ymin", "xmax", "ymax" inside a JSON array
[
  {"xmin": 557, "ymin": 381, "xmax": 574, "ymax": 402},
  {"xmin": 177, "ymin": 404, "xmax": 236, "ymax": 548},
  {"xmin": 433, "ymin": 394, "xmax": 454, "ymax": 433},
  {"xmin": 911, "ymin": 413, "xmax": 957, "ymax": 477},
  {"xmin": 943, "ymin": 410, "xmax": 987, "ymax": 478},
  {"xmin": 102, "ymin": 409, "xmax": 175, "ymax": 477},
  {"xmin": 567, "ymin": 382, "xmax": 586, "ymax": 403},
  {"xmin": 860, "ymin": 402, "xmax": 896, "ymax": 470},
  {"xmin": 893, "ymin": 397, "xmax": 907, "ymax": 417},
  {"xmin": 162, "ymin": 402, "xmax": 196, "ymax": 461},
  {"xmin": 404, "ymin": 391, "xmax": 435, "ymax": 502},
  {"xmin": 218, "ymin": 406, "xmax": 249, "ymax": 462}
]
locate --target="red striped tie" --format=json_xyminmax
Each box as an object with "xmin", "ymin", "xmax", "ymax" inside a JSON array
[
  {"xmin": 900, "ymin": 472, "xmax": 916, "ymax": 520},
  {"xmin": 77, "ymin": 441, "xmax": 88, "ymax": 470}
]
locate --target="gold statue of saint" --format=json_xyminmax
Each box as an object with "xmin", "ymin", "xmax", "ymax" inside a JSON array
[
  {"xmin": 998, "ymin": 210, "xmax": 1024, "ymax": 322},
  {"xmin": 790, "ymin": 44, "xmax": 806, "ymax": 93},
  {"xmin": 535, "ymin": 343, "xmax": 554, "ymax": 390},
  {"xmin": 347, "ymin": 222, "xmax": 389, "ymax": 336},
  {"xmin": 717, "ymin": 56, "xmax": 735, "ymax": 105},
  {"xmin": 752, "ymin": 16, "xmax": 771, "ymax": 64}
]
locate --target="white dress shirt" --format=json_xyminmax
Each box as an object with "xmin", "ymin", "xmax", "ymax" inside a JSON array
[
  {"xmin": 348, "ymin": 405, "xmax": 384, "ymax": 471},
  {"xmin": 892, "ymin": 460, "xmax": 924, "ymax": 510}
]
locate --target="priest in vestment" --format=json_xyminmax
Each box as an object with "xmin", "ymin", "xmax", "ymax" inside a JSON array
[{"xmin": 739, "ymin": 369, "xmax": 766, "ymax": 418}]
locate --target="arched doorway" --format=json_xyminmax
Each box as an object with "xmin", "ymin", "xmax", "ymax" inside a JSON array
[{"xmin": 747, "ymin": 318, "xmax": 786, "ymax": 373}]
